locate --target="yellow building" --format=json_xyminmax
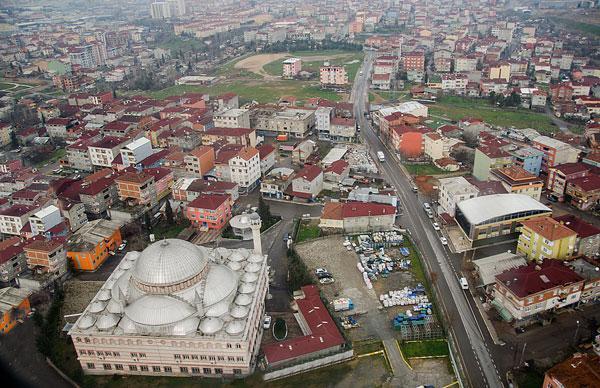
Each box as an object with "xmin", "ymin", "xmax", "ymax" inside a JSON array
[
  {"xmin": 517, "ymin": 216, "xmax": 577, "ymax": 261},
  {"xmin": 0, "ymin": 122, "xmax": 13, "ymax": 147}
]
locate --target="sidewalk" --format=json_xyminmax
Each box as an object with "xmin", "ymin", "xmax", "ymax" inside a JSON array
[{"xmin": 471, "ymin": 292, "xmax": 504, "ymax": 346}]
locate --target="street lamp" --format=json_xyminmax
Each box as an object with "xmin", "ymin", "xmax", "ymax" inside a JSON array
[{"xmin": 573, "ymin": 320, "xmax": 580, "ymax": 345}]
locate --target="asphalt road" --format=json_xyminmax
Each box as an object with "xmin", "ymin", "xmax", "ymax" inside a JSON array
[{"xmin": 352, "ymin": 52, "xmax": 503, "ymax": 388}]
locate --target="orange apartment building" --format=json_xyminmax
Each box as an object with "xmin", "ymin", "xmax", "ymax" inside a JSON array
[
  {"xmin": 403, "ymin": 51, "xmax": 425, "ymax": 71},
  {"xmin": 543, "ymin": 353, "xmax": 600, "ymax": 388},
  {"xmin": 66, "ymin": 219, "xmax": 122, "ymax": 271},
  {"xmin": 185, "ymin": 194, "xmax": 232, "ymax": 231},
  {"xmin": 115, "ymin": 171, "xmax": 157, "ymax": 207},
  {"xmin": 184, "ymin": 145, "xmax": 215, "ymax": 176},
  {"xmin": 490, "ymin": 166, "xmax": 544, "ymax": 200},
  {"xmin": 24, "ymin": 238, "xmax": 67, "ymax": 276},
  {"xmin": 0, "ymin": 287, "xmax": 31, "ymax": 334}
]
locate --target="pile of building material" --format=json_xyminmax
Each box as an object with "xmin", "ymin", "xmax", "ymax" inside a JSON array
[
  {"xmin": 392, "ymin": 308, "xmax": 433, "ymax": 328},
  {"xmin": 346, "ymin": 145, "xmax": 378, "ymax": 174},
  {"xmin": 333, "ymin": 298, "xmax": 354, "ymax": 312},
  {"xmin": 380, "ymin": 285, "xmax": 428, "ymax": 308},
  {"xmin": 356, "ymin": 232, "xmax": 403, "ymax": 250},
  {"xmin": 340, "ymin": 316, "xmax": 360, "ymax": 329}
]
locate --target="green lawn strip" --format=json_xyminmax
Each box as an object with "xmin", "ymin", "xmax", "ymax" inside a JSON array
[
  {"xmin": 550, "ymin": 17, "xmax": 600, "ymax": 36},
  {"xmin": 0, "ymin": 82, "xmax": 16, "ymax": 90},
  {"xmin": 402, "ymin": 163, "xmax": 445, "ymax": 176},
  {"xmin": 353, "ymin": 339, "xmax": 384, "ymax": 355},
  {"xmin": 152, "ymin": 221, "xmax": 190, "ymax": 239},
  {"xmin": 35, "ymin": 148, "xmax": 66, "ymax": 167},
  {"xmin": 430, "ymin": 96, "xmax": 557, "ymax": 134},
  {"xmin": 400, "ymin": 339, "xmax": 449, "ymax": 358},
  {"xmin": 296, "ymin": 222, "xmax": 321, "ymax": 242}
]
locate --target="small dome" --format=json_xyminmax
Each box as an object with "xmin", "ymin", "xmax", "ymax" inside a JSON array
[
  {"xmin": 96, "ymin": 313, "xmax": 119, "ymax": 330},
  {"xmin": 235, "ymin": 294, "xmax": 252, "ymax": 306},
  {"xmin": 237, "ymin": 248, "xmax": 251, "ymax": 258},
  {"xmin": 230, "ymin": 305, "xmax": 249, "ymax": 319},
  {"xmin": 214, "ymin": 247, "xmax": 231, "ymax": 259},
  {"xmin": 228, "ymin": 251, "xmax": 245, "ymax": 262},
  {"xmin": 118, "ymin": 316, "xmax": 137, "ymax": 334},
  {"xmin": 89, "ymin": 301, "xmax": 107, "ymax": 313},
  {"xmin": 199, "ymin": 317, "xmax": 223, "ymax": 334},
  {"xmin": 225, "ymin": 320, "xmax": 245, "ymax": 335},
  {"xmin": 125, "ymin": 295, "xmax": 195, "ymax": 326},
  {"xmin": 248, "ymin": 253, "xmax": 264, "ymax": 263},
  {"xmin": 107, "ymin": 299, "xmax": 123, "ymax": 314},
  {"xmin": 244, "ymin": 262, "xmax": 261, "ymax": 273},
  {"xmin": 96, "ymin": 289, "xmax": 111, "ymax": 301},
  {"xmin": 172, "ymin": 317, "xmax": 201, "ymax": 336},
  {"xmin": 227, "ymin": 261, "xmax": 242, "ymax": 271},
  {"xmin": 238, "ymin": 282, "xmax": 256, "ymax": 294},
  {"xmin": 241, "ymin": 272, "xmax": 259, "ymax": 282},
  {"xmin": 78, "ymin": 314, "xmax": 96, "ymax": 329},
  {"xmin": 120, "ymin": 260, "xmax": 133, "ymax": 270},
  {"xmin": 203, "ymin": 265, "xmax": 238, "ymax": 307},
  {"xmin": 132, "ymin": 239, "xmax": 208, "ymax": 287},
  {"xmin": 205, "ymin": 300, "xmax": 230, "ymax": 317}
]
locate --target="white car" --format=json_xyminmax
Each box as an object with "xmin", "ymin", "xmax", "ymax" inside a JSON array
[
  {"xmin": 320, "ymin": 277, "xmax": 335, "ymax": 285},
  {"xmin": 118, "ymin": 243, "xmax": 127, "ymax": 251},
  {"xmin": 432, "ymin": 223, "xmax": 440, "ymax": 231},
  {"xmin": 440, "ymin": 237, "xmax": 448, "ymax": 245},
  {"xmin": 315, "ymin": 268, "xmax": 328, "ymax": 275},
  {"xmin": 263, "ymin": 315, "xmax": 272, "ymax": 329}
]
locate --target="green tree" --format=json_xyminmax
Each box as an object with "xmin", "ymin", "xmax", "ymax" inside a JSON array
[
  {"xmin": 144, "ymin": 212, "xmax": 152, "ymax": 231},
  {"xmin": 258, "ymin": 195, "xmax": 272, "ymax": 223},
  {"xmin": 165, "ymin": 199, "xmax": 174, "ymax": 225}
]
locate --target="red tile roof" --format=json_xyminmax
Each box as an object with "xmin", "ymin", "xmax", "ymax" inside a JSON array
[
  {"xmin": 294, "ymin": 164, "xmax": 322, "ymax": 182},
  {"xmin": 521, "ymin": 216, "xmax": 577, "ymax": 241},
  {"xmin": 496, "ymin": 261, "xmax": 584, "ymax": 298},
  {"xmin": 0, "ymin": 204, "xmax": 37, "ymax": 217},
  {"xmin": 187, "ymin": 194, "xmax": 229, "ymax": 210},
  {"xmin": 324, "ymin": 159, "xmax": 349, "ymax": 175},
  {"xmin": 262, "ymin": 285, "xmax": 345, "ymax": 365},
  {"xmin": 568, "ymin": 174, "xmax": 600, "ymax": 192},
  {"xmin": 321, "ymin": 202, "xmax": 343, "ymax": 220},
  {"xmin": 257, "ymin": 143, "xmax": 275, "ymax": 159},
  {"xmin": 552, "ymin": 162, "xmax": 590, "ymax": 176},
  {"xmin": 552, "ymin": 215, "xmax": 600, "ymax": 238},
  {"xmin": 341, "ymin": 202, "xmax": 396, "ymax": 218}
]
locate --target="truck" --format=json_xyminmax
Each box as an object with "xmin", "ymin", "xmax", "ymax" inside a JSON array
[{"xmin": 377, "ymin": 151, "xmax": 385, "ymax": 162}]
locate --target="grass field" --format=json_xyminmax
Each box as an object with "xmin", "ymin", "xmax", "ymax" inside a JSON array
[
  {"xmin": 157, "ymin": 34, "xmax": 204, "ymax": 53},
  {"xmin": 401, "ymin": 340, "xmax": 450, "ymax": 358},
  {"xmin": 0, "ymin": 82, "xmax": 15, "ymax": 90},
  {"xmin": 402, "ymin": 163, "xmax": 445, "ymax": 176},
  {"xmin": 296, "ymin": 222, "xmax": 321, "ymax": 242},
  {"xmin": 262, "ymin": 51, "xmax": 364, "ymax": 81},
  {"xmin": 550, "ymin": 17, "xmax": 600, "ymax": 36},
  {"xmin": 429, "ymin": 96, "xmax": 558, "ymax": 134},
  {"xmin": 145, "ymin": 80, "xmax": 342, "ymax": 103}
]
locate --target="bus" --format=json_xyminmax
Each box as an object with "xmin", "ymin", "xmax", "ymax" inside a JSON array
[{"xmin": 377, "ymin": 151, "xmax": 385, "ymax": 162}]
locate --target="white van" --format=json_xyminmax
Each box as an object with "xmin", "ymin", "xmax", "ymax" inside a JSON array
[
  {"xmin": 459, "ymin": 277, "xmax": 468, "ymax": 290},
  {"xmin": 423, "ymin": 202, "xmax": 431, "ymax": 211}
]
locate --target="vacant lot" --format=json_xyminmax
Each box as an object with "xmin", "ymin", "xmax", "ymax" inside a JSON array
[
  {"xmin": 401, "ymin": 339, "xmax": 450, "ymax": 358},
  {"xmin": 430, "ymin": 96, "xmax": 558, "ymax": 134},
  {"xmin": 403, "ymin": 163, "xmax": 446, "ymax": 176},
  {"xmin": 262, "ymin": 51, "xmax": 364, "ymax": 81}
]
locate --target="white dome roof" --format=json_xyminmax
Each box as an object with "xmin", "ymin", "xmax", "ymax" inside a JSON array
[
  {"xmin": 172, "ymin": 317, "xmax": 200, "ymax": 336},
  {"xmin": 199, "ymin": 317, "xmax": 223, "ymax": 334},
  {"xmin": 78, "ymin": 314, "xmax": 96, "ymax": 329},
  {"xmin": 96, "ymin": 313, "xmax": 119, "ymax": 330},
  {"xmin": 89, "ymin": 300, "xmax": 107, "ymax": 313},
  {"xmin": 205, "ymin": 300, "xmax": 231, "ymax": 317},
  {"xmin": 228, "ymin": 251, "xmax": 245, "ymax": 262},
  {"xmin": 248, "ymin": 253, "xmax": 264, "ymax": 263},
  {"xmin": 235, "ymin": 294, "xmax": 252, "ymax": 306},
  {"xmin": 106, "ymin": 299, "xmax": 123, "ymax": 314},
  {"xmin": 230, "ymin": 305, "xmax": 249, "ymax": 319},
  {"xmin": 132, "ymin": 239, "xmax": 208, "ymax": 286},
  {"xmin": 96, "ymin": 289, "xmax": 111, "ymax": 301},
  {"xmin": 203, "ymin": 265, "xmax": 238, "ymax": 307},
  {"xmin": 125, "ymin": 295, "xmax": 196, "ymax": 326},
  {"xmin": 227, "ymin": 261, "xmax": 242, "ymax": 271},
  {"xmin": 245, "ymin": 262, "xmax": 261, "ymax": 273},
  {"xmin": 241, "ymin": 272, "xmax": 259, "ymax": 282},
  {"xmin": 239, "ymin": 282, "xmax": 256, "ymax": 294},
  {"xmin": 225, "ymin": 320, "xmax": 245, "ymax": 335}
]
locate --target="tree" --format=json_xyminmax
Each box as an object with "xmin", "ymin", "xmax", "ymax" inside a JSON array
[
  {"xmin": 144, "ymin": 212, "xmax": 152, "ymax": 231},
  {"xmin": 258, "ymin": 196, "xmax": 272, "ymax": 223},
  {"xmin": 10, "ymin": 130, "xmax": 18, "ymax": 149},
  {"xmin": 112, "ymin": 88, "xmax": 117, "ymax": 99},
  {"xmin": 165, "ymin": 200, "xmax": 174, "ymax": 225}
]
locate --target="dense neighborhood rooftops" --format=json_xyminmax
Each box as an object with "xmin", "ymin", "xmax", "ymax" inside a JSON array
[
  {"xmin": 521, "ymin": 216, "xmax": 577, "ymax": 241},
  {"xmin": 552, "ymin": 215, "xmax": 600, "ymax": 238},
  {"xmin": 294, "ymin": 164, "xmax": 322, "ymax": 182},
  {"xmin": 544, "ymin": 353, "xmax": 600, "ymax": 388}
]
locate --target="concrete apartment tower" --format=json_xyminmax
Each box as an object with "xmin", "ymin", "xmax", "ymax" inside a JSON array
[{"xmin": 250, "ymin": 213, "xmax": 262, "ymax": 255}]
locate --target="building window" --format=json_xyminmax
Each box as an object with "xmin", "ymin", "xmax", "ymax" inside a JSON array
[
  {"xmin": 236, "ymin": 344, "xmax": 241, "ymax": 349},
  {"xmin": 182, "ymin": 355, "xmax": 190, "ymax": 359},
  {"xmin": 164, "ymin": 366, "xmax": 172, "ymax": 373},
  {"xmin": 130, "ymin": 352, "xmax": 138, "ymax": 357},
  {"xmin": 200, "ymin": 355, "xmax": 207, "ymax": 360},
  {"xmin": 129, "ymin": 365, "xmax": 137, "ymax": 371},
  {"xmin": 203, "ymin": 368, "xmax": 211, "ymax": 374},
  {"xmin": 226, "ymin": 343, "xmax": 232, "ymax": 349},
  {"xmin": 115, "ymin": 364, "xmax": 123, "ymax": 370},
  {"xmin": 97, "ymin": 351, "xmax": 104, "ymax": 356},
  {"xmin": 191, "ymin": 367, "xmax": 200, "ymax": 374},
  {"xmin": 86, "ymin": 363, "xmax": 95, "ymax": 369},
  {"xmin": 209, "ymin": 356, "xmax": 216, "ymax": 361},
  {"xmin": 152, "ymin": 366, "xmax": 161, "ymax": 372},
  {"xmin": 236, "ymin": 356, "xmax": 244, "ymax": 362},
  {"xmin": 233, "ymin": 369, "xmax": 242, "ymax": 375},
  {"xmin": 228, "ymin": 356, "xmax": 235, "ymax": 361},
  {"xmin": 217, "ymin": 356, "xmax": 224, "ymax": 361},
  {"xmin": 180, "ymin": 367, "xmax": 189, "ymax": 373},
  {"xmin": 103, "ymin": 364, "xmax": 112, "ymax": 370},
  {"xmin": 139, "ymin": 353, "xmax": 146, "ymax": 358},
  {"xmin": 140, "ymin": 365, "xmax": 149, "ymax": 372},
  {"xmin": 113, "ymin": 352, "xmax": 120, "ymax": 357},
  {"xmin": 191, "ymin": 355, "xmax": 198, "ymax": 360},
  {"xmin": 174, "ymin": 354, "xmax": 181, "ymax": 359},
  {"xmin": 215, "ymin": 368, "xmax": 223, "ymax": 375}
]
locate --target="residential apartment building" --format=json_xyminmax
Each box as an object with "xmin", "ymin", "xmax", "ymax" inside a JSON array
[
  {"xmin": 329, "ymin": 117, "xmax": 356, "ymax": 142},
  {"xmin": 257, "ymin": 144, "xmax": 276, "ymax": 175},
  {"xmin": 320, "ymin": 66, "xmax": 348, "ymax": 86},
  {"xmin": 517, "ymin": 216, "xmax": 577, "ymax": 261},
  {"xmin": 546, "ymin": 162, "xmax": 591, "ymax": 202},
  {"xmin": 29, "ymin": 205, "xmax": 63, "ymax": 237},
  {"xmin": 488, "ymin": 62, "xmax": 511, "ymax": 81},
  {"xmin": 490, "ymin": 166, "xmax": 544, "ymax": 200},
  {"xmin": 437, "ymin": 176, "xmax": 479, "ymax": 217},
  {"xmin": 0, "ymin": 204, "xmax": 38, "ymax": 236},
  {"xmin": 403, "ymin": 51, "xmax": 425, "ymax": 71},
  {"xmin": 532, "ymin": 135, "xmax": 580, "ymax": 174},
  {"xmin": 66, "ymin": 219, "xmax": 122, "ymax": 271},
  {"xmin": 79, "ymin": 176, "xmax": 119, "ymax": 217},
  {"xmin": 543, "ymin": 353, "xmax": 600, "ymax": 388},
  {"xmin": 0, "ymin": 238, "xmax": 26, "ymax": 284},
  {"xmin": 291, "ymin": 164, "xmax": 323, "ymax": 200},
  {"xmin": 120, "ymin": 137, "xmax": 153, "ymax": 168},
  {"xmin": 115, "ymin": 171, "xmax": 157, "ymax": 207},
  {"xmin": 510, "ymin": 147, "xmax": 544, "ymax": 176},
  {"xmin": 565, "ymin": 175, "xmax": 600, "ymax": 211},
  {"xmin": 494, "ymin": 261, "xmax": 584, "ymax": 320},
  {"xmin": 228, "ymin": 147, "xmax": 261, "ymax": 191},
  {"xmin": 24, "ymin": 238, "xmax": 67, "ymax": 276},
  {"xmin": 184, "ymin": 146, "xmax": 215, "ymax": 177},
  {"xmin": 454, "ymin": 56, "xmax": 478, "ymax": 72},
  {"xmin": 441, "ymin": 73, "xmax": 468, "ymax": 94},
  {"xmin": 554, "ymin": 215, "xmax": 600, "ymax": 257},
  {"xmin": 185, "ymin": 194, "xmax": 232, "ymax": 230},
  {"xmin": 473, "ymin": 146, "xmax": 513, "ymax": 181},
  {"xmin": 320, "ymin": 202, "xmax": 396, "ymax": 233},
  {"xmin": 201, "ymin": 128, "xmax": 257, "ymax": 148},
  {"xmin": 423, "ymin": 132, "xmax": 462, "ymax": 161},
  {"xmin": 144, "ymin": 168, "xmax": 174, "ymax": 201},
  {"xmin": 66, "ymin": 139, "xmax": 94, "ymax": 171},
  {"xmin": 213, "ymin": 108, "xmax": 251, "ymax": 129},
  {"xmin": 282, "ymin": 58, "xmax": 302, "ymax": 79},
  {"xmin": 267, "ymin": 109, "xmax": 315, "ymax": 138},
  {"xmin": 89, "ymin": 136, "xmax": 132, "ymax": 168},
  {"xmin": 0, "ymin": 287, "xmax": 31, "ymax": 334}
]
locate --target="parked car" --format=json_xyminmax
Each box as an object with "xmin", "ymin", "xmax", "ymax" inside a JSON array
[
  {"xmin": 118, "ymin": 243, "xmax": 127, "ymax": 251},
  {"xmin": 263, "ymin": 315, "xmax": 272, "ymax": 329},
  {"xmin": 459, "ymin": 277, "xmax": 468, "ymax": 290},
  {"xmin": 315, "ymin": 268, "xmax": 328, "ymax": 275},
  {"xmin": 427, "ymin": 210, "xmax": 434, "ymax": 219},
  {"xmin": 317, "ymin": 272, "xmax": 333, "ymax": 279},
  {"xmin": 440, "ymin": 237, "xmax": 447, "ymax": 245},
  {"xmin": 432, "ymin": 222, "xmax": 440, "ymax": 231},
  {"xmin": 320, "ymin": 277, "xmax": 335, "ymax": 285},
  {"xmin": 412, "ymin": 186, "xmax": 418, "ymax": 193}
]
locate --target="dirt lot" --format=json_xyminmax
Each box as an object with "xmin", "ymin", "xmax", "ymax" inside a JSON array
[{"xmin": 234, "ymin": 53, "xmax": 288, "ymax": 79}]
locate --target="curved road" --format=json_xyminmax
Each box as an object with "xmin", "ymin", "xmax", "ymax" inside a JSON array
[{"xmin": 351, "ymin": 51, "xmax": 503, "ymax": 388}]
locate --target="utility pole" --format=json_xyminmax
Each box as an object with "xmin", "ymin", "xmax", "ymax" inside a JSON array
[
  {"xmin": 519, "ymin": 341, "xmax": 527, "ymax": 367},
  {"xmin": 573, "ymin": 320, "xmax": 581, "ymax": 346}
]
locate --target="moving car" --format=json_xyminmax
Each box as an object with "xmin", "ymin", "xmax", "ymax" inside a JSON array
[
  {"xmin": 412, "ymin": 186, "xmax": 418, "ymax": 193},
  {"xmin": 432, "ymin": 223, "xmax": 440, "ymax": 231},
  {"xmin": 263, "ymin": 315, "xmax": 272, "ymax": 329},
  {"xmin": 440, "ymin": 236, "xmax": 448, "ymax": 245},
  {"xmin": 459, "ymin": 277, "xmax": 468, "ymax": 290}
]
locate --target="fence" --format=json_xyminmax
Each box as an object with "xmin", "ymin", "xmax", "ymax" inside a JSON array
[{"xmin": 263, "ymin": 350, "xmax": 355, "ymax": 381}]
